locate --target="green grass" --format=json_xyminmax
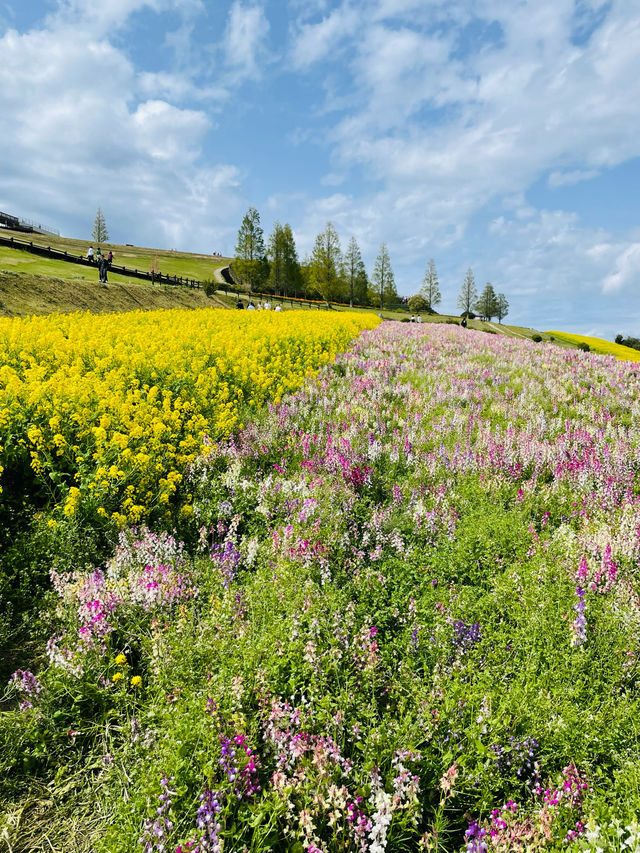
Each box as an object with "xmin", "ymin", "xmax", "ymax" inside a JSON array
[
  {"xmin": 0, "ymin": 269, "xmax": 229, "ymax": 317},
  {"xmin": 0, "ymin": 229, "xmax": 230, "ymax": 284}
]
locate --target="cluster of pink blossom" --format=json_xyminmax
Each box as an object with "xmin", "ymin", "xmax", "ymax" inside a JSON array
[
  {"xmin": 46, "ymin": 528, "xmax": 197, "ymax": 674},
  {"xmin": 465, "ymin": 765, "xmax": 588, "ymax": 851}
]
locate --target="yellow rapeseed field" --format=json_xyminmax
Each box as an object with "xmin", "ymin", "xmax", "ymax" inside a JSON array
[
  {"xmin": 547, "ymin": 331, "xmax": 640, "ymax": 362},
  {"xmin": 0, "ymin": 308, "xmax": 380, "ymax": 525}
]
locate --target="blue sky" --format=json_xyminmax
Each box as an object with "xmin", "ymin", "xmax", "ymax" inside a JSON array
[{"xmin": 1, "ymin": 0, "xmax": 639, "ymax": 338}]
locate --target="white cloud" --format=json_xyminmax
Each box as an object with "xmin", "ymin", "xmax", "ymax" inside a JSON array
[
  {"xmin": 0, "ymin": 12, "xmax": 244, "ymax": 252},
  {"xmin": 602, "ymin": 242, "xmax": 640, "ymax": 292},
  {"xmin": 468, "ymin": 209, "xmax": 640, "ymax": 337},
  {"xmin": 548, "ymin": 168, "xmax": 601, "ymax": 187},
  {"xmin": 289, "ymin": 4, "xmax": 360, "ymax": 69},
  {"xmin": 50, "ymin": 0, "xmax": 204, "ymax": 32},
  {"xmin": 223, "ymin": 1, "xmax": 270, "ymax": 80},
  {"xmin": 288, "ymin": 0, "xmax": 640, "ymax": 254},
  {"xmin": 131, "ymin": 100, "xmax": 210, "ymax": 160}
]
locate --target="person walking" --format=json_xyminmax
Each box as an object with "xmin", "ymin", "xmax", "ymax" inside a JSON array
[
  {"xmin": 98, "ymin": 254, "xmax": 108, "ymax": 282},
  {"xmin": 107, "ymin": 250, "xmax": 113, "ymax": 267},
  {"xmin": 86, "ymin": 246, "xmax": 94, "ymax": 262}
]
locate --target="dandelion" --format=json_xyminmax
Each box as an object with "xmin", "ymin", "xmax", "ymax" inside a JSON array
[
  {"xmin": 115, "ymin": 653, "xmax": 127, "ymax": 665},
  {"xmin": 131, "ymin": 675, "xmax": 142, "ymax": 688},
  {"xmin": 112, "ymin": 672, "xmax": 124, "ymax": 682}
]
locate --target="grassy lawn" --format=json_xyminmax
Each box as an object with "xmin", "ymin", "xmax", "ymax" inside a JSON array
[{"xmin": 0, "ymin": 229, "xmax": 230, "ymax": 283}]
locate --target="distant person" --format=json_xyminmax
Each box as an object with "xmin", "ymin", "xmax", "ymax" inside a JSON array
[
  {"xmin": 274, "ymin": 303, "xmax": 282, "ymax": 312},
  {"xmin": 107, "ymin": 250, "xmax": 113, "ymax": 266},
  {"xmin": 410, "ymin": 314, "xmax": 415, "ymax": 323},
  {"xmin": 247, "ymin": 300, "xmax": 256, "ymax": 311},
  {"xmin": 96, "ymin": 247, "xmax": 102, "ymax": 265},
  {"xmin": 236, "ymin": 300, "xmax": 244, "ymax": 309},
  {"xmin": 86, "ymin": 246, "xmax": 94, "ymax": 262},
  {"xmin": 98, "ymin": 255, "xmax": 108, "ymax": 283},
  {"xmin": 461, "ymin": 315, "xmax": 467, "ymax": 328},
  {"xmin": 416, "ymin": 314, "xmax": 422, "ymax": 323}
]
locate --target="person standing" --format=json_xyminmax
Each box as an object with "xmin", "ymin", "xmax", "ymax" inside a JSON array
[
  {"xmin": 98, "ymin": 254, "xmax": 108, "ymax": 282},
  {"xmin": 87, "ymin": 246, "xmax": 94, "ymax": 262},
  {"xmin": 107, "ymin": 250, "xmax": 113, "ymax": 267}
]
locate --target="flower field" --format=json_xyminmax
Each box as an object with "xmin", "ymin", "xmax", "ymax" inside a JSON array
[
  {"xmin": 3, "ymin": 322, "xmax": 640, "ymax": 852},
  {"xmin": 547, "ymin": 331, "xmax": 640, "ymax": 362},
  {"xmin": 0, "ymin": 309, "xmax": 379, "ymax": 527}
]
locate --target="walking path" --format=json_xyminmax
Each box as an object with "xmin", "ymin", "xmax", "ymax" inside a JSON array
[{"xmin": 485, "ymin": 321, "xmax": 530, "ymax": 339}]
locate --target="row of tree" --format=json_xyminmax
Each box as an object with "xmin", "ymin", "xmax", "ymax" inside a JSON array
[
  {"xmin": 407, "ymin": 263, "xmax": 509, "ymax": 322},
  {"xmin": 233, "ymin": 207, "xmax": 509, "ymax": 318},
  {"xmin": 233, "ymin": 208, "xmax": 397, "ymax": 308}
]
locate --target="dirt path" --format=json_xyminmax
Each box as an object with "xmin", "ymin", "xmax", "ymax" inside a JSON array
[
  {"xmin": 213, "ymin": 265, "xmax": 230, "ymax": 284},
  {"xmin": 486, "ymin": 321, "xmax": 530, "ymax": 339}
]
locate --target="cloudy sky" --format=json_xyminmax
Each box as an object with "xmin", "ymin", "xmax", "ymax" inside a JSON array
[{"xmin": 1, "ymin": 0, "xmax": 639, "ymax": 337}]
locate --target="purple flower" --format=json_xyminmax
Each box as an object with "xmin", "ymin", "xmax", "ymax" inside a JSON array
[
  {"xmin": 465, "ymin": 820, "xmax": 488, "ymax": 853},
  {"xmin": 140, "ymin": 775, "xmax": 175, "ymax": 853},
  {"xmin": 8, "ymin": 669, "xmax": 42, "ymax": 710},
  {"xmin": 210, "ymin": 541, "xmax": 241, "ymax": 588},
  {"xmin": 571, "ymin": 585, "xmax": 587, "ymax": 647},
  {"xmin": 193, "ymin": 787, "xmax": 223, "ymax": 853},
  {"xmin": 452, "ymin": 620, "xmax": 481, "ymax": 652}
]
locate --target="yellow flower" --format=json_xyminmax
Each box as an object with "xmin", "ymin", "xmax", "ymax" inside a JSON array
[
  {"xmin": 130, "ymin": 675, "xmax": 142, "ymax": 688},
  {"xmin": 0, "ymin": 310, "xmax": 381, "ymax": 525},
  {"xmin": 115, "ymin": 653, "xmax": 127, "ymax": 665},
  {"xmin": 112, "ymin": 672, "xmax": 123, "ymax": 682}
]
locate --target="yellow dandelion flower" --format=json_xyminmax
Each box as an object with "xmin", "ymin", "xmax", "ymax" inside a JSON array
[
  {"xmin": 130, "ymin": 675, "xmax": 142, "ymax": 688},
  {"xmin": 112, "ymin": 672, "xmax": 123, "ymax": 682},
  {"xmin": 115, "ymin": 653, "xmax": 127, "ymax": 666}
]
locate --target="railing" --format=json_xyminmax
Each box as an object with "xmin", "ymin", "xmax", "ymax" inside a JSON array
[
  {"xmin": 0, "ymin": 211, "xmax": 60, "ymax": 236},
  {"xmin": 0, "ymin": 234, "xmax": 202, "ymax": 289}
]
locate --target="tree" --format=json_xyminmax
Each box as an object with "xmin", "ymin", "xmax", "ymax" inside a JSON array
[
  {"xmin": 457, "ymin": 267, "xmax": 477, "ymax": 316},
  {"xmin": 308, "ymin": 222, "xmax": 345, "ymax": 303},
  {"xmin": 420, "ymin": 258, "xmax": 441, "ymax": 312},
  {"xmin": 234, "ymin": 207, "xmax": 267, "ymax": 290},
  {"xmin": 372, "ymin": 243, "xmax": 397, "ymax": 309},
  {"xmin": 267, "ymin": 221, "xmax": 284, "ymax": 295},
  {"xmin": 407, "ymin": 294, "xmax": 430, "ymax": 312},
  {"xmin": 344, "ymin": 237, "xmax": 369, "ymax": 307},
  {"xmin": 475, "ymin": 282, "xmax": 499, "ymax": 321},
  {"xmin": 496, "ymin": 293, "xmax": 509, "ymax": 323},
  {"xmin": 268, "ymin": 222, "xmax": 302, "ymax": 297},
  {"xmin": 281, "ymin": 224, "xmax": 303, "ymax": 297},
  {"xmin": 92, "ymin": 208, "xmax": 109, "ymax": 243}
]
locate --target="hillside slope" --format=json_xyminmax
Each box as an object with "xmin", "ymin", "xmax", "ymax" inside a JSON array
[
  {"xmin": 0, "ymin": 227, "xmax": 230, "ymax": 282},
  {"xmin": 0, "ymin": 270, "xmax": 229, "ymax": 317}
]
